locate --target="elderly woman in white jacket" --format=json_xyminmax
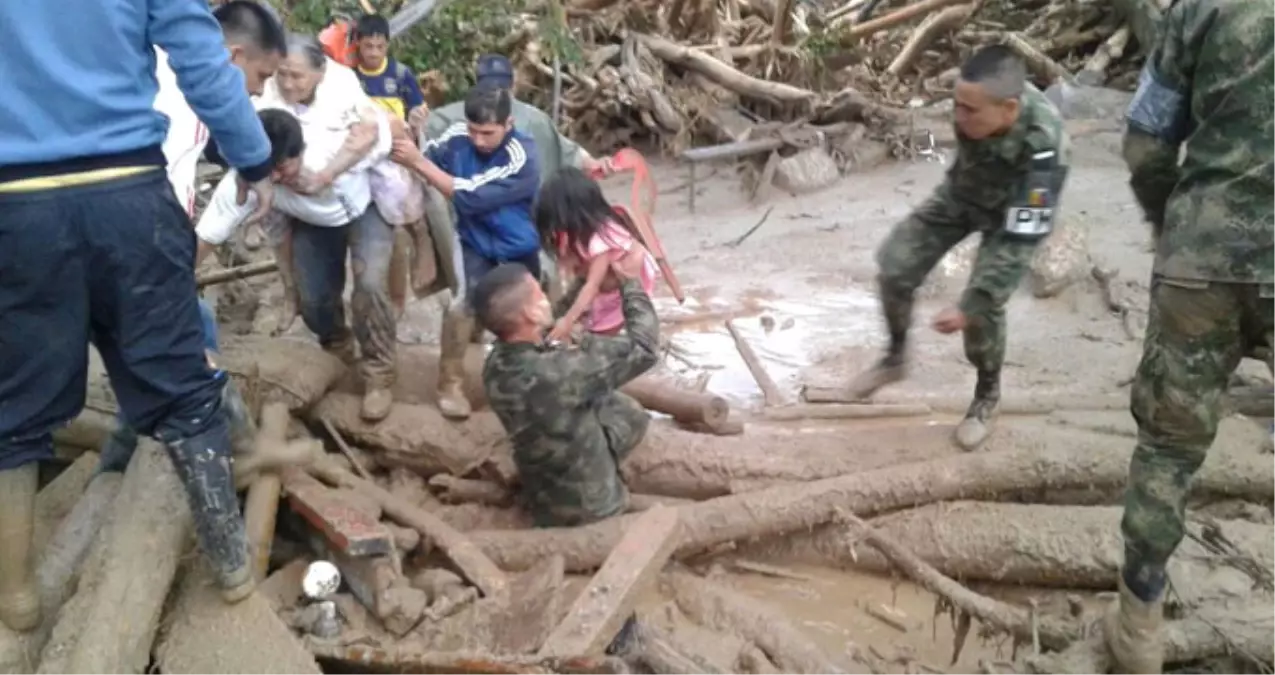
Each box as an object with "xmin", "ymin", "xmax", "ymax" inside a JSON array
[{"xmin": 198, "ymin": 34, "xmax": 401, "ymax": 422}]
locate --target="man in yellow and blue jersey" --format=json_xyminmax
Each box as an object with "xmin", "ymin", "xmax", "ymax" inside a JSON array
[{"xmin": 353, "ymin": 14, "xmax": 428, "ymax": 128}]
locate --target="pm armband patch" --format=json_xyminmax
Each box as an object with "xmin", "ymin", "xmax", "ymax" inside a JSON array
[
  {"xmin": 1126, "ymin": 66, "xmax": 1189, "ymax": 144},
  {"xmin": 1004, "ymin": 156, "xmax": 1067, "ymax": 237}
]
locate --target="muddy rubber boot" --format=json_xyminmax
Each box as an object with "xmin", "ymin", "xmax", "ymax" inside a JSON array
[
  {"xmin": 437, "ymin": 309, "xmax": 474, "ymax": 420},
  {"xmin": 954, "ymin": 370, "xmax": 1000, "ymax": 451},
  {"xmin": 0, "ymin": 464, "xmax": 41, "ymax": 632},
  {"xmin": 98, "ymin": 414, "xmax": 140, "ymax": 474},
  {"xmin": 1104, "ymin": 574, "xmax": 1165, "ymax": 674},
  {"xmin": 361, "ymin": 387, "xmax": 394, "ymax": 422},
  {"xmin": 165, "ymin": 423, "xmax": 254, "ymax": 604},
  {"xmin": 846, "ymin": 352, "xmax": 908, "ymax": 401}
]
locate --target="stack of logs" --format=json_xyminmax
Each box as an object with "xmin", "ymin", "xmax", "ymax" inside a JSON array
[{"xmin": 18, "ymin": 330, "xmax": 1273, "ymax": 674}]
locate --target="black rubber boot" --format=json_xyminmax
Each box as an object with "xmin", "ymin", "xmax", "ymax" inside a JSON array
[{"xmin": 164, "ymin": 418, "xmax": 253, "ymax": 602}]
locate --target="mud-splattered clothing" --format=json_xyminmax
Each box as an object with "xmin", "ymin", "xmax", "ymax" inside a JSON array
[
  {"xmin": 874, "ymin": 83, "xmax": 1069, "ymax": 372},
  {"xmin": 1119, "ymin": 0, "xmax": 1274, "ymax": 604},
  {"xmin": 483, "ymin": 280, "xmax": 659, "ymax": 527},
  {"xmin": 1123, "ymin": 0, "xmax": 1273, "ymax": 285}
]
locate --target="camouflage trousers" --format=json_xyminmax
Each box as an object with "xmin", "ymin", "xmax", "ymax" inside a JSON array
[
  {"xmin": 876, "ymin": 194, "xmax": 1039, "ymax": 372},
  {"xmin": 1122, "ymin": 276, "xmax": 1275, "ymax": 601},
  {"xmin": 291, "ymin": 207, "xmax": 397, "ymax": 389}
]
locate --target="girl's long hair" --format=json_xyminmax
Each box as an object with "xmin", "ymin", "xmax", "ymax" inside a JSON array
[{"xmin": 534, "ymin": 166, "xmax": 637, "ymax": 260}]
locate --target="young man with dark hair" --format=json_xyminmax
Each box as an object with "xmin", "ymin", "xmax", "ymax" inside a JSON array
[
  {"xmin": 1109, "ymin": 1, "xmax": 1273, "ymax": 671},
  {"xmin": 393, "ymin": 83, "xmax": 542, "ymax": 420},
  {"xmin": 475, "ymin": 247, "xmax": 658, "ymax": 528},
  {"xmin": 0, "ymin": 0, "xmax": 280, "ymax": 624},
  {"xmin": 353, "ymin": 14, "xmax": 427, "ymax": 128},
  {"xmin": 846, "ymin": 44, "xmax": 1070, "ymax": 452}
]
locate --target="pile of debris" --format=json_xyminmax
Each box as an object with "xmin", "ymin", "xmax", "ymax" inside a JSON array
[
  {"xmin": 13, "ymin": 329, "xmax": 1273, "ymax": 674},
  {"xmin": 486, "ymin": 0, "xmax": 1159, "ymax": 152}
]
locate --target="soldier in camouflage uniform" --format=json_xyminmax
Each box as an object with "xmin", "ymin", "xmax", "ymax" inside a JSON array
[
  {"xmin": 419, "ymin": 54, "xmax": 613, "ymax": 420},
  {"xmin": 847, "ymin": 45, "xmax": 1070, "ymax": 451},
  {"xmin": 1109, "ymin": 1, "xmax": 1273, "ymax": 672},
  {"xmin": 474, "ymin": 252, "xmax": 658, "ymax": 527}
]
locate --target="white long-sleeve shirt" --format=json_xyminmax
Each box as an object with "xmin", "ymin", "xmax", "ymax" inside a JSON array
[
  {"xmin": 154, "ymin": 48, "xmax": 209, "ymax": 218},
  {"xmin": 196, "ymin": 61, "xmax": 390, "ymax": 243}
]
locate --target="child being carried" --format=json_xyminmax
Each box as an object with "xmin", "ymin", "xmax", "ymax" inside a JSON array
[{"xmin": 535, "ymin": 166, "xmax": 659, "ymax": 343}]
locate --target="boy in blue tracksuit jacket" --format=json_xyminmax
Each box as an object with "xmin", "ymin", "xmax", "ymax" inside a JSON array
[
  {"xmin": 393, "ymin": 82, "xmax": 541, "ymax": 420},
  {"xmin": 0, "ymin": 0, "xmax": 279, "ymax": 621},
  {"xmin": 399, "ymin": 83, "xmax": 542, "ymax": 291}
]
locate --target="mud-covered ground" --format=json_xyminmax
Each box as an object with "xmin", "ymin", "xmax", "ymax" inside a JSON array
[{"xmin": 189, "ymin": 109, "xmax": 1273, "ymax": 672}]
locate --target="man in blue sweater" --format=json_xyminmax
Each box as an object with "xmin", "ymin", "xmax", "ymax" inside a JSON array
[
  {"xmin": 392, "ymin": 83, "xmax": 542, "ymax": 420},
  {"xmin": 0, "ymin": 0, "xmax": 279, "ymax": 626}
]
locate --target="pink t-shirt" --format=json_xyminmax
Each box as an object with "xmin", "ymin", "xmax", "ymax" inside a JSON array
[{"xmin": 561, "ymin": 220, "xmax": 658, "ymax": 334}]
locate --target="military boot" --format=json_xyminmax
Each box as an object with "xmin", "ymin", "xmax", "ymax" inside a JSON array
[
  {"xmin": 0, "ymin": 464, "xmax": 40, "ymax": 631},
  {"xmin": 361, "ymin": 387, "xmax": 394, "ymax": 422},
  {"xmin": 437, "ymin": 307, "xmax": 474, "ymax": 420},
  {"xmin": 955, "ymin": 369, "xmax": 1000, "ymax": 451},
  {"xmin": 846, "ymin": 350, "xmax": 908, "ymax": 401},
  {"xmin": 166, "ymin": 423, "xmax": 254, "ymax": 603},
  {"xmin": 1104, "ymin": 574, "xmax": 1165, "ymax": 674}
]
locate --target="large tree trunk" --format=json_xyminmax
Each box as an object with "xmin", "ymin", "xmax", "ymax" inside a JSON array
[
  {"xmin": 470, "ymin": 437, "xmax": 1272, "ymax": 573},
  {"xmin": 39, "ymin": 441, "xmax": 190, "ymax": 673},
  {"xmin": 741, "ymin": 502, "xmax": 1273, "ymax": 607}
]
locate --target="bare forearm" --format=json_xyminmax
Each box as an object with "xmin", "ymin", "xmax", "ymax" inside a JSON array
[
  {"xmin": 409, "ymin": 157, "xmax": 455, "ymax": 198},
  {"xmin": 321, "ymin": 120, "xmax": 378, "ymax": 182}
]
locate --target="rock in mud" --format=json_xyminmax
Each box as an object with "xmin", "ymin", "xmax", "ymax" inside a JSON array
[{"xmin": 773, "ymin": 147, "xmax": 841, "ymax": 195}]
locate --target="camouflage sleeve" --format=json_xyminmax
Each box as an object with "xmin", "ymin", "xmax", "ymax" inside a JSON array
[
  {"xmin": 546, "ymin": 280, "xmax": 660, "ymax": 405},
  {"xmin": 1123, "ymin": 0, "xmax": 1193, "ymax": 230},
  {"xmin": 554, "ymin": 277, "xmax": 586, "ymax": 318}
]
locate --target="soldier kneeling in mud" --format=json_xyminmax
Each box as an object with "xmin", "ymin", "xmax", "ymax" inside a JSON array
[{"xmin": 847, "ymin": 44, "xmax": 1070, "ymax": 451}]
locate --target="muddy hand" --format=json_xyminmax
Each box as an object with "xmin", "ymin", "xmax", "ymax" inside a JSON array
[{"xmin": 931, "ymin": 307, "xmax": 967, "ymax": 334}]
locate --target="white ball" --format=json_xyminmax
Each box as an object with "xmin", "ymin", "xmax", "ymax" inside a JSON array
[{"xmin": 302, "ymin": 560, "xmax": 342, "ymax": 600}]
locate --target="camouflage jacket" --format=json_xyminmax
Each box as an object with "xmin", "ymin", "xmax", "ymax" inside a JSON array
[
  {"xmin": 421, "ymin": 98, "xmax": 589, "ymax": 184},
  {"xmin": 942, "ymin": 83, "xmax": 1070, "ymax": 232},
  {"xmin": 1123, "ymin": 0, "xmax": 1273, "ymax": 284},
  {"xmin": 482, "ymin": 280, "xmax": 659, "ymax": 527}
]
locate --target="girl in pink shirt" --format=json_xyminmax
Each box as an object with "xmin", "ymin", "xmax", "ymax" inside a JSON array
[{"xmin": 536, "ymin": 167, "xmax": 658, "ymax": 342}]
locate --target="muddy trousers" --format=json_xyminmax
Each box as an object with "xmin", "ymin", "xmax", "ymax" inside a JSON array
[
  {"xmin": 1122, "ymin": 277, "xmax": 1274, "ymax": 602},
  {"xmin": 874, "ymin": 199, "xmax": 1039, "ymax": 371},
  {"xmin": 0, "ymin": 170, "xmax": 248, "ymax": 587},
  {"xmin": 291, "ymin": 206, "xmax": 397, "ymax": 389}
]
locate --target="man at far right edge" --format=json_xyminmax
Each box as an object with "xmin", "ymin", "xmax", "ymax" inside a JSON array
[{"xmin": 1108, "ymin": 0, "xmax": 1273, "ymax": 673}]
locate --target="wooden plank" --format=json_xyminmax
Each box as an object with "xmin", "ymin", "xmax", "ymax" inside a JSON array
[
  {"xmin": 309, "ymin": 459, "xmax": 509, "ymax": 598},
  {"xmin": 490, "ymin": 555, "xmax": 566, "ymax": 654},
  {"xmin": 537, "ymin": 506, "xmax": 682, "ymax": 659},
  {"xmin": 283, "ymin": 469, "xmax": 393, "ymax": 557}
]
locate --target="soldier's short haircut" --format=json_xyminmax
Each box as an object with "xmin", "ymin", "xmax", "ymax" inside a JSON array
[
  {"xmin": 214, "ymin": 1, "xmax": 287, "ymax": 55},
  {"xmin": 464, "ymin": 82, "xmax": 513, "ymax": 126},
  {"xmin": 472, "ymin": 263, "xmax": 536, "ymax": 338},
  {"xmin": 959, "ymin": 45, "xmax": 1027, "ymax": 100}
]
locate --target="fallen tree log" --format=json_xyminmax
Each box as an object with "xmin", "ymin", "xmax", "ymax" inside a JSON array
[
  {"xmin": 637, "ymin": 34, "xmax": 815, "ymax": 105},
  {"xmin": 761, "ymin": 403, "xmax": 931, "ymax": 421},
  {"xmin": 667, "ymin": 569, "xmax": 849, "ymax": 673},
  {"xmin": 155, "ymin": 561, "xmax": 321, "ymax": 674},
  {"xmin": 51, "ymin": 409, "xmax": 116, "ymax": 453},
  {"xmin": 43, "ymin": 441, "xmax": 191, "ymax": 673},
  {"xmin": 305, "ymin": 641, "xmax": 626, "ymax": 674},
  {"xmin": 620, "ymin": 375, "xmax": 730, "ymax": 430},
  {"xmin": 470, "ymin": 427, "xmax": 1273, "ymax": 572},
  {"xmin": 799, "ymin": 386, "xmax": 1129, "ymax": 413},
  {"xmin": 32, "ymin": 453, "xmax": 99, "ymax": 554},
  {"xmin": 623, "ymin": 417, "xmax": 1266, "ymax": 501},
  {"xmin": 219, "ymin": 336, "xmax": 346, "ymax": 413},
  {"xmin": 312, "ymin": 393, "xmax": 505, "ymax": 476},
  {"xmin": 846, "ymin": 0, "xmax": 968, "ymax": 40},
  {"xmin": 886, "ymin": 3, "xmax": 976, "ymax": 76},
  {"xmin": 1025, "ymin": 598, "xmax": 1274, "ymax": 673},
  {"xmin": 741, "ymin": 502, "xmax": 1273, "ymax": 607}
]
